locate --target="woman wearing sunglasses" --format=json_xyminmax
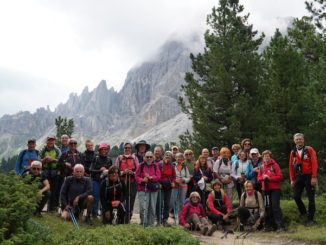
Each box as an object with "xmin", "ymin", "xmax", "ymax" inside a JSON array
[{"xmin": 135, "ymin": 151, "xmax": 161, "ymax": 227}]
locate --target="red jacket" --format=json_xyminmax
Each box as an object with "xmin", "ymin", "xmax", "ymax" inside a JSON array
[
  {"xmin": 289, "ymin": 146, "xmax": 318, "ymax": 181},
  {"xmin": 207, "ymin": 191, "xmax": 231, "ymax": 215},
  {"xmin": 257, "ymin": 159, "xmax": 282, "ymax": 190},
  {"xmin": 159, "ymin": 162, "xmax": 176, "ymax": 184},
  {"xmin": 179, "ymin": 202, "xmax": 206, "ymax": 225}
]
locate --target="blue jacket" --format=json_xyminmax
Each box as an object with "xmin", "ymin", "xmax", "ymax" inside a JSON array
[
  {"xmin": 15, "ymin": 149, "xmax": 40, "ymax": 174},
  {"xmin": 245, "ymin": 159, "xmax": 262, "ymax": 182}
]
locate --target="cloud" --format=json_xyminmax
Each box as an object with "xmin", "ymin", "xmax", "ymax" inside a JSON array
[{"xmin": 0, "ymin": 0, "xmax": 308, "ymax": 117}]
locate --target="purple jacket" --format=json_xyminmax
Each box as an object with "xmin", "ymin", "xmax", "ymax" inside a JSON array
[{"xmin": 135, "ymin": 162, "xmax": 161, "ymax": 192}]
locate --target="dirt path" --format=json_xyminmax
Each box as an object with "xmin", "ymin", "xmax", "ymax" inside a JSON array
[
  {"xmin": 193, "ymin": 231, "xmax": 321, "ymax": 245},
  {"xmin": 131, "ymin": 196, "xmax": 321, "ymax": 245}
]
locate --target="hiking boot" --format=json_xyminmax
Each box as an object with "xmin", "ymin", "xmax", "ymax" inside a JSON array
[
  {"xmin": 276, "ymin": 227, "xmax": 285, "ymax": 233},
  {"xmin": 239, "ymin": 224, "xmax": 244, "ymax": 232},
  {"xmin": 163, "ymin": 220, "xmax": 172, "ymax": 227},
  {"xmin": 305, "ymin": 220, "xmax": 314, "ymax": 227},
  {"xmin": 200, "ymin": 225, "xmax": 209, "ymax": 235},
  {"xmin": 34, "ymin": 211, "xmax": 43, "ymax": 218},
  {"xmin": 206, "ymin": 224, "xmax": 217, "ymax": 236},
  {"xmin": 85, "ymin": 215, "xmax": 93, "ymax": 225}
]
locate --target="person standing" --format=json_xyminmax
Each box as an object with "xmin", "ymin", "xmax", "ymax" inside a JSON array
[
  {"xmin": 90, "ymin": 143, "xmax": 112, "ymax": 216},
  {"xmin": 135, "ymin": 140, "xmax": 150, "ymax": 163},
  {"xmin": 58, "ymin": 139, "xmax": 83, "ymax": 177},
  {"xmin": 59, "ymin": 134, "xmax": 70, "ymax": 153},
  {"xmin": 232, "ymin": 150, "xmax": 250, "ymax": 201},
  {"xmin": 172, "ymin": 153, "xmax": 190, "ymax": 216},
  {"xmin": 135, "ymin": 151, "xmax": 161, "ymax": 227},
  {"xmin": 257, "ymin": 150, "xmax": 283, "ymax": 232},
  {"xmin": 213, "ymin": 147, "xmax": 234, "ymax": 206},
  {"xmin": 15, "ymin": 138, "xmax": 40, "ymax": 175},
  {"xmin": 289, "ymin": 133, "xmax": 318, "ymax": 226},
  {"xmin": 158, "ymin": 151, "xmax": 176, "ymax": 226},
  {"xmin": 40, "ymin": 136, "xmax": 62, "ymax": 212},
  {"xmin": 115, "ymin": 142, "xmax": 139, "ymax": 223},
  {"xmin": 81, "ymin": 139, "xmax": 95, "ymax": 176}
]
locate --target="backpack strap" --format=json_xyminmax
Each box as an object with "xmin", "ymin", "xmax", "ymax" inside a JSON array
[{"xmin": 244, "ymin": 191, "xmax": 259, "ymax": 209}]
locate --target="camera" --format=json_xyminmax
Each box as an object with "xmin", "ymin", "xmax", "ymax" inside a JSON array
[{"xmin": 294, "ymin": 162, "xmax": 302, "ymax": 173}]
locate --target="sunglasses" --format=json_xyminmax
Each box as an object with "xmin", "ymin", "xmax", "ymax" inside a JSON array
[
  {"xmin": 185, "ymin": 153, "xmax": 192, "ymax": 156},
  {"xmin": 145, "ymin": 156, "xmax": 153, "ymax": 159},
  {"xmin": 32, "ymin": 167, "xmax": 41, "ymax": 170},
  {"xmin": 69, "ymin": 142, "xmax": 77, "ymax": 145},
  {"xmin": 124, "ymin": 147, "xmax": 131, "ymax": 149}
]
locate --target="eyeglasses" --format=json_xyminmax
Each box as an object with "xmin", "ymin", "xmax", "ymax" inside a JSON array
[
  {"xmin": 185, "ymin": 153, "xmax": 192, "ymax": 156},
  {"xmin": 145, "ymin": 156, "xmax": 153, "ymax": 159},
  {"xmin": 32, "ymin": 167, "xmax": 41, "ymax": 170},
  {"xmin": 239, "ymin": 154, "xmax": 246, "ymax": 156}
]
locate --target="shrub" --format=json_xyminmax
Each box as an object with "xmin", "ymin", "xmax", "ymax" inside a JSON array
[
  {"xmin": 54, "ymin": 224, "xmax": 199, "ymax": 245},
  {"xmin": 0, "ymin": 172, "xmax": 52, "ymax": 244}
]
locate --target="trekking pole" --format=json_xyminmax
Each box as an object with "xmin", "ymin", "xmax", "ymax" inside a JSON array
[
  {"xmin": 161, "ymin": 190, "xmax": 165, "ymax": 225},
  {"xmin": 143, "ymin": 183, "xmax": 147, "ymax": 228},
  {"xmin": 68, "ymin": 208, "xmax": 80, "ymax": 230},
  {"xmin": 128, "ymin": 173, "xmax": 131, "ymax": 223},
  {"xmin": 172, "ymin": 188, "xmax": 177, "ymax": 226},
  {"xmin": 159, "ymin": 189, "xmax": 162, "ymax": 225}
]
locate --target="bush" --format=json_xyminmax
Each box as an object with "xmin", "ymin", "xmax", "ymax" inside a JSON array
[
  {"xmin": 54, "ymin": 224, "xmax": 199, "ymax": 245},
  {"xmin": 0, "ymin": 171, "xmax": 52, "ymax": 244}
]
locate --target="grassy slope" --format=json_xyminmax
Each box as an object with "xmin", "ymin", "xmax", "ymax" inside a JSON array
[
  {"xmin": 34, "ymin": 196, "xmax": 326, "ymax": 243},
  {"xmin": 279, "ymin": 196, "xmax": 326, "ymax": 242}
]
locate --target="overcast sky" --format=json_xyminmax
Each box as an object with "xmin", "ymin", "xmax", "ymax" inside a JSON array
[{"xmin": 0, "ymin": 0, "xmax": 308, "ymax": 117}]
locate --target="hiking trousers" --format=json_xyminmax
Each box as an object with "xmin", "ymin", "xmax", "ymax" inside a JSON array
[
  {"xmin": 237, "ymin": 206, "xmax": 260, "ymax": 225},
  {"xmin": 139, "ymin": 191, "xmax": 158, "ymax": 227},
  {"xmin": 293, "ymin": 174, "xmax": 315, "ymax": 221},
  {"xmin": 264, "ymin": 189, "xmax": 283, "ymax": 229},
  {"xmin": 124, "ymin": 179, "xmax": 137, "ymax": 223},
  {"xmin": 156, "ymin": 188, "xmax": 172, "ymax": 223},
  {"xmin": 186, "ymin": 213, "xmax": 209, "ymax": 228},
  {"xmin": 171, "ymin": 187, "xmax": 187, "ymax": 216}
]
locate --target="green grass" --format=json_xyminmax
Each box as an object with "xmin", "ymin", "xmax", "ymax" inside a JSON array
[
  {"xmin": 34, "ymin": 213, "xmax": 199, "ymax": 245},
  {"xmin": 280, "ymin": 195, "xmax": 326, "ymax": 242},
  {"xmin": 33, "ymin": 196, "xmax": 326, "ymax": 244}
]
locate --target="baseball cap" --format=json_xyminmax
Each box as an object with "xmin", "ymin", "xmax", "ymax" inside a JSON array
[{"xmin": 27, "ymin": 138, "xmax": 36, "ymax": 143}]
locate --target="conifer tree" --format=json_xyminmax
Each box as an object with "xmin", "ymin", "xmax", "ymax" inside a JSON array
[{"xmin": 179, "ymin": 0, "xmax": 264, "ymax": 153}]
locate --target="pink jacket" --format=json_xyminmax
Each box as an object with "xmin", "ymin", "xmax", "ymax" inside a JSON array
[
  {"xmin": 257, "ymin": 159, "xmax": 283, "ymax": 190},
  {"xmin": 135, "ymin": 162, "xmax": 161, "ymax": 192},
  {"xmin": 179, "ymin": 202, "xmax": 206, "ymax": 225}
]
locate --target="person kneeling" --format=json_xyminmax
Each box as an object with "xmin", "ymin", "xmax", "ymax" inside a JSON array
[
  {"xmin": 22, "ymin": 160, "xmax": 50, "ymax": 217},
  {"xmin": 206, "ymin": 180, "xmax": 231, "ymax": 231},
  {"xmin": 237, "ymin": 181, "xmax": 264, "ymax": 231},
  {"xmin": 100, "ymin": 166, "xmax": 126, "ymax": 225},
  {"xmin": 60, "ymin": 164, "xmax": 94, "ymax": 225},
  {"xmin": 179, "ymin": 192, "xmax": 217, "ymax": 236}
]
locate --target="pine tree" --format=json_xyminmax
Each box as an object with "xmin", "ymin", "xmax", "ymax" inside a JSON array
[
  {"xmin": 178, "ymin": 0, "xmax": 264, "ymax": 154},
  {"xmin": 55, "ymin": 116, "xmax": 75, "ymax": 145}
]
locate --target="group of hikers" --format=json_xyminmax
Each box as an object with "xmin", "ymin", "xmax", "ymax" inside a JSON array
[{"xmin": 15, "ymin": 133, "xmax": 318, "ymax": 236}]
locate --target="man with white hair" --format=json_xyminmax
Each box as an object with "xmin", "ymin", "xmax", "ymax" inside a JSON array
[
  {"xmin": 289, "ymin": 133, "xmax": 318, "ymax": 226},
  {"xmin": 60, "ymin": 164, "xmax": 94, "ymax": 225},
  {"xmin": 22, "ymin": 160, "xmax": 50, "ymax": 217}
]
